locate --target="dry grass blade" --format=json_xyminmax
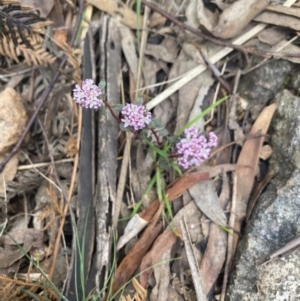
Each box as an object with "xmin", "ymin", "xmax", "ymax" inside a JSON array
[
  {"xmin": 0, "ymin": 275, "xmax": 59, "ymax": 301},
  {"xmin": 0, "ymin": 33, "xmax": 56, "ymax": 65}
]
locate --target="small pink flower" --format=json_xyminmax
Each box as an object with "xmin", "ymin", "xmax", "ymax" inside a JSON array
[
  {"xmin": 176, "ymin": 126, "xmax": 218, "ymax": 169},
  {"xmin": 121, "ymin": 103, "xmax": 152, "ymax": 131},
  {"xmin": 73, "ymin": 79, "xmax": 103, "ymax": 109}
]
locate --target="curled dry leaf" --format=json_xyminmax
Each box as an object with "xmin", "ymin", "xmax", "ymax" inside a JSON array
[
  {"xmin": 86, "ymin": 0, "xmax": 143, "ymax": 29},
  {"xmin": 117, "ymin": 214, "xmax": 149, "ymax": 250},
  {"xmin": 197, "ymin": 0, "xmax": 219, "ymax": 32},
  {"xmin": 212, "ymin": 0, "xmax": 269, "ymax": 39}
]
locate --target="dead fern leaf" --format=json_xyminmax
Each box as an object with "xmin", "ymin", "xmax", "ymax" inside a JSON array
[
  {"xmin": 54, "ymin": 40, "xmax": 81, "ymax": 82},
  {"xmin": 0, "ymin": 33, "xmax": 56, "ymax": 65},
  {"xmin": 120, "ymin": 278, "xmax": 147, "ymax": 301},
  {"xmin": 0, "ymin": 2, "xmax": 50, "ymax": 48},
  {"xmin": 132, "ymin": 278, "xmax": 147, "ymax": 301}
]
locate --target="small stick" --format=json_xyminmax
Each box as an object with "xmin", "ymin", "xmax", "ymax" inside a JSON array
[{"xmin": 257, "ymin": 235, "xmax": 300, "ymax": 266}]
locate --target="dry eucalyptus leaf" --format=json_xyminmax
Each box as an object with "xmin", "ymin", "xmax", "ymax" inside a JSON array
[
  {"xmin": 0, "ymin": 154, "xmax": 18, "ymax": 195},
  {"xmin": 119, "ymin": 24, "xmax": 138, "ymax": 81},
  {"xmin": 212, "ymin": 0, "xmax": 269, "ymax": 39},
  {"xmin": 258, "ymin": 27, "xmax": 286, "ymax": 46},
  {"xmin": 230, "ymin": 103, "xmax": 277, "ymax": 254},
  {"xmin": 0, "ymin": 88, "xmax": 27, "ymax": 155}
]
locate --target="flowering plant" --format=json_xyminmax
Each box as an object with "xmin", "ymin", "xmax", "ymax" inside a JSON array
[
  {"xmin": 73, "ymin": 79, "xmax": 104, "ymax": 109},
  {"xmin": 73, "ymin": 79, "xmax": 218, "ymax": 170},
  {"xmin": 121, "ymin": 103, "xmax": 152, "ymax": 131},
  {"xmin": 176, "ymin": 127, "xmax": 218, "ymax": 169}
]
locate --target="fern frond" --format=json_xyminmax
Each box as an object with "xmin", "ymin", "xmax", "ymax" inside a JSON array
[{"xmin": 0, "ymin": 33, "xmax": 56, "ymax": 65}]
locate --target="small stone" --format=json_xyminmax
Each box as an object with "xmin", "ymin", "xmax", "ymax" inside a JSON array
[{"xmin": 0, "ymin": 88, "xmax": 27, "ymax": 155}]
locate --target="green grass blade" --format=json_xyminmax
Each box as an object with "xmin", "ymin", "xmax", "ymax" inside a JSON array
[{"xmin": 177, "ymin": 96, "xmax": 228, "ymax": 135}]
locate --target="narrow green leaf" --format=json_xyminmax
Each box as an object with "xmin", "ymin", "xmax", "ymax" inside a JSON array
[
  {"xmin": 156, "ymin": 167, "xmax": 163, "ymax": 202},
  {"xmin": 177, "ymin": 96, "xmax": 228, "ymax": 135},
  {"xmin": 147, "ymin": 141, "xmax": 168, "ymax": 158}
]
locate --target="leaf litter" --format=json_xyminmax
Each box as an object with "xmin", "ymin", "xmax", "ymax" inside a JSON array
[{"xmin": 0, "ymin": 0, "xmax": 299, "ymax": 300}]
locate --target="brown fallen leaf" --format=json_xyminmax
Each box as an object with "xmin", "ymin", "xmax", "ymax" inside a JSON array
[
  {"xmin": 231, "ymin": 103, "xmax": 277, "ymax": 253},
  {"xmin": 221, "ymin": 103, "xmax": 277, "ymax": 301}
]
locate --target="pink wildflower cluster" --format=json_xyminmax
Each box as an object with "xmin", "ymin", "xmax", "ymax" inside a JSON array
[
  {"xmin": 73, "ymin": 79, "xmax": 103, "ymax": 109},
  {"xmin": 176, "ymin": 126, "xmax": 218, "ymax": 169},
  {"xmin": 121, "ymin": 103, "xmax": 152, "ymax": 131}
]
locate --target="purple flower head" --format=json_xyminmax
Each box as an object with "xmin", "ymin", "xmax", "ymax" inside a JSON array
[
  {"xmin": 121, "ymin": 103, "xmax": 152, "ymax": 131},
  {"xmin": 73, "ymin": 79, "xmax": 104, "ymax": 109},
  {"xmin": 176, "ymin": 126, "xmax": 218, "ymax": 169}
]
